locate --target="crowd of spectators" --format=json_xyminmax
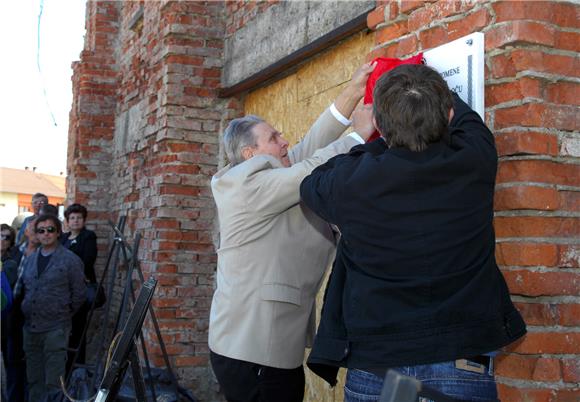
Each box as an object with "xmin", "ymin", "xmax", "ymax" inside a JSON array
[{"xmin": 1, "ymin": 193, "xmax": 99, "ymax": 402}]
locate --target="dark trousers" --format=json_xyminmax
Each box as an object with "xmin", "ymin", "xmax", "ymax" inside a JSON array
[
  {"xmin": 1, "ymin": 308, "xmax": 28, "ymax": 402},
  {"xmin": 66, "ymin": 304, "xmax": 89, "ymax": 375},
  {"xmin": 210, "ymin": 350, "xmax": 305, "ymax": 402}
]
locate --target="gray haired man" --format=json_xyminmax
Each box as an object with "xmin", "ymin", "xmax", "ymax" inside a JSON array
[{"xmin": 208, "ymin": 62, "xmax": 377, "ymax": 402}]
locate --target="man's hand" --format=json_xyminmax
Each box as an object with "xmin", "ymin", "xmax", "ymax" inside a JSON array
[
  {"xmin": 348, "ymin": 61, "xmax": 377, "ymax": 100},
  {"xmin": 334, "ymin": 62, "xmax": 377, "ymax": 119},
  {"xmin": 352, "ymin": 104, "xmax": 375, "ymax": 142}
]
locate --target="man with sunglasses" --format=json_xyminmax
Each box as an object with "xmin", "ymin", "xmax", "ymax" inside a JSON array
[{"xmin": 20, "ymin": 214, "xmax": 86, "ymax": 402}]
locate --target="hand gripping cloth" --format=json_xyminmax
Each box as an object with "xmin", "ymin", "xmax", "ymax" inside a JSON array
[{"xmin": 364, "ymin": 53, "xmax": 424, "ymax": 142}]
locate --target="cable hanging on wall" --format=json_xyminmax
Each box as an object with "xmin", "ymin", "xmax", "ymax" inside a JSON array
[{"xmin": 37, "ymin": 0, "xmax": 58, "ymax": 127}]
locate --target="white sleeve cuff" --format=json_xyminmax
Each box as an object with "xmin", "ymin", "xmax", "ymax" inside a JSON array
[
  {"xmin": 348, "ymin": 132, "xmax": 365, "ymax": 144},
  {"xmin": 330, "ymin": 103, "xmax": 351, "ymax": 126}
]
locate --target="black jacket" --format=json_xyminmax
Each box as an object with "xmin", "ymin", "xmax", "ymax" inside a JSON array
[
  {"xmin": 300, "ymin": 94, "xmax": 526, "ymax": 385},
  {"xmin": 61, "ymin": 228, "xmax": 98, "ymax": 283}
]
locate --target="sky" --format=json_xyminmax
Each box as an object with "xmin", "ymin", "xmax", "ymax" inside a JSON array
[{"xmin": 0, "ymin": 0, "xmax": 87, "ymax": 176}]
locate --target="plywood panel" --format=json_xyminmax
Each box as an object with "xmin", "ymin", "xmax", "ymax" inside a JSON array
[
  {"xmin": 244, "ymin": 30, "xmax": 374, "ymax": 402},
  {"xmin": 245, "ymin": 30, "xmax": 374, "ymax": 147}
]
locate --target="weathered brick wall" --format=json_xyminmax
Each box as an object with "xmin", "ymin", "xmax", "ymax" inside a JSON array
[
  {"xmin": 368, "ymin": 1, "xmax": 579, "ymax": 400},
  {"xmin": 67, "ymin": 1, "xmax": 241, "ymax": 399},
  {"xmin": 67, "ymin": 0, "xmax": 119, "ymax": 245},
  {"xmin": 224, "ymin": 0, "xmax": 279, "ymax": 36}
]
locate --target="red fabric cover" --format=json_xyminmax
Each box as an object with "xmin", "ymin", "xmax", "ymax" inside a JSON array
[{"xmin": 364, "ymin": 53, "xmax": 424, "ymax": 142}]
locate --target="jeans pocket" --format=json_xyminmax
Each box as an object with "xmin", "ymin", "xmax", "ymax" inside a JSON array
[
  {"xmin": 417, "ymin": 362, "xmax": 498, "ymax": 401},
  {"xmin": 344, "ymin": 369, "xmax": 383, "ymax": 402}
]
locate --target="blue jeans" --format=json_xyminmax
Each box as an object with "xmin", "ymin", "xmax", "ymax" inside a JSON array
[{"xmin": 344, "ymin": 360, "xmax": 498, "ymax": 402}]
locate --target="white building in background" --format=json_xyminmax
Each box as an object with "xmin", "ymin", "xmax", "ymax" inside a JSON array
[{"xmin": 0, "ymin": 167, "xmax": 65, "ymax": 228}]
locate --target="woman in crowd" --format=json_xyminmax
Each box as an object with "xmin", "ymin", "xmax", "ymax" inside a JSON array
[
  {"xmin": 61, "ymin": 203, "xmax": 98, "ymax": 372},
  {"xmin": 1, "ymin": 224, "xmax": 22, "ymax": 272},
  {"xmin": 1, "ymin": 223, "xmax": 29, "ymax": 402}
]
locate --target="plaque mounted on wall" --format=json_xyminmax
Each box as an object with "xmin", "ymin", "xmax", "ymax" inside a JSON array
[{"xmin": 424, "ymin": 32, "xmax": 485, "ymax": 119}]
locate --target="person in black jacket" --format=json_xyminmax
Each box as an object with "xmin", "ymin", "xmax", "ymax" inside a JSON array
[
  {"xmin": 300, "ymin": 64, "xmax": 526, "ymax": 401},
  {"xmin": 1, "ymin": 223, "xmax": 27, "ymax": 402},
  {"xmin": 61, "ymin": 203, "xmax": 98, "ymax": 372}
]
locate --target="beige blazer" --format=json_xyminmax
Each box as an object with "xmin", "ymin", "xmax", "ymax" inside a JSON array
[{"xmin": 209, "ymin": 107, "xmax": 359, "ymax": 369}]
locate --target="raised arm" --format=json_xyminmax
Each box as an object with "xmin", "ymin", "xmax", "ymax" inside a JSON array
[
  {"xmin": 450, "ymin": 93, "xmax": 497, "ymax": 170},
  {"xmin": 290, "ymin": 62, "xmax": 376, "ymax": 161}
]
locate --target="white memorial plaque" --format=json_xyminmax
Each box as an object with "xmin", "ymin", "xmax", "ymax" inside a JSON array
[{"xmin": 423, "ymin": 32, "xmax": 485, "ymax": 119}]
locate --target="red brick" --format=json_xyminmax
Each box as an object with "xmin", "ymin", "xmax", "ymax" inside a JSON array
[
  {"xmin": 513, "ymin": 302, "xmax": 560, "ymax": 326},
  {"xmin": 509, "ymin": 332, "xmax": 580, "ymax": 354},
  {"xmin": 495, "ymin": 216, "xmax": 579, "ymax": 238},
  {"xmin": 431, "ymin": 0, "xmax": 463, "ymax": 19},
  {"xmin": 496, "ymin": 242, "xmax": 559, "ymax": 267},
  {"xmin": 562, "ymin": 357, "xmax": 580, "ymax": 383},
  {"xmin": 447, "ymin": 7, "xmax": 490, "ymax": 41},
  {"xmin": 485, "ymin": 77, "xmax": 542, "ymax": 106},
  {"xmin": 559, "ymin": 244, "xmax": 580, "ymax": 268},
  {"xmin": 553, "ymin": 2, "xmax": 580, "ymax": 28},
  {"xmin": 546, "ymin": 81, "xmax": 580, "ymax": 106},
  {"xmin": 496, "ymin": 354, "xmax": 563, "ymax": 383},
  {"xmin": 495, "ymin": 354, "xmax": 536, "ymax": 380},
  {"xmin": 497, "ymin": 160, "xmax": 580, "ymax": 187},
  {"xmin": 494, "ymin": 186, "xmax": 561, "ymax": 211},
  {"xmin": 165, "ymin": 54, "xmax": 204, "ymax": 66},
  {"xmin": 380, "ymin": 35, "xmax": 419, "ymax": 58},
  {"xmin": 389, "ymin": 1, "xmax": 398, "ymax": 20},
  {"xmin": 155, "ymin": 309, "xmax": 177, "ymax": 320},
  {"xmin": 400, "ymin": 1, "xmax": 425, "ymax": 15},
  {"xmin": 556, "ymin": 30, "xmax": 580, "ymax": 52},
  {"xmin": 418, "ymin": 25, "xmax": 448, "ymax": 50},
  {"xmin": 366, "ymin": 46, "xmax": 389, "ymax": 62},
  {"xmin": 557, "ymin": 304, "xmax": 580, "ymax": 326},
  {"xmin": 492, "ymin": 1, "xmax": 555, "ymax": 24},
  {"xmin": 367, "ymin": 5, "xmax": 386, "ymax": 30},
  {"xmin": 497, "ymin": 384, "xmax": 559, "ymax": 402},
  {"xmin": 486, "ymin": 21, "xmax": 555, "ymax": 50},
  {"xmin": 407, "ymin": 5, "xmax": 435, "ymax": 32},
  {"xmin": 174, "ymin": 352, "xmax": 210, "ymax": 367},
  {"xmin": 159, "ymin": 184, "xmax": 200, "ymax": 196},
  {"xmin": 502, "ymin": 269, "xmax": 580, "ymax": 297},
  {"xmin": 156, "ymin": 263, "xmax": 178, "ymax": 274},
  {"xmin": 561, "ymin": 191, "xmax": 580, "ymax": 213},
  {"xmin": 153, "ymin": 298, "xmax": 182, "ymax": 308},
  {"xmin": 375, "ymin": 20, "xmax": 409, "ymax": 44},
  {"xmin": 490, "ymin": 49, "xmax": 580, "ymax": 79},
  {"xmin": 533, "ymin": 357, "xmax": 562, "ymax": 382},
  {"xmin": 495, "ymin": 131, "xmax": 558, "ymax": 157},
  {"xmin": 494, "ymin": 103, "xmax": 579, "ymax": 131}
]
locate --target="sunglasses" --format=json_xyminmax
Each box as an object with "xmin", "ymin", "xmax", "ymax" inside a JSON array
[
  {"xmin": 1, "ymin": 234, "xmax": 11, "ymax": 240},
  {"xmin": 36, "ymin": 226, "xmax": 57, "ymax": 234}
]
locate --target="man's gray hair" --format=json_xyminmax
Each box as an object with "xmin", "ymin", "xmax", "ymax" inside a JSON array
[{"xmin": 223, "ymin": 115, "xmax": 264, "ymax": 166}]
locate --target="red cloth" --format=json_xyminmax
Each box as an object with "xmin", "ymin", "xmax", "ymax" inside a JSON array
[{"xmin": 364, "ymin": 53, "xmax": 424, "ymax": 142}]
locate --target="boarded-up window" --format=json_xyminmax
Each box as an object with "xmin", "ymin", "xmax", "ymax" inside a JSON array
[{"xmin": 244, "ymin": 31, "xmax": 374, "ymax": 402}]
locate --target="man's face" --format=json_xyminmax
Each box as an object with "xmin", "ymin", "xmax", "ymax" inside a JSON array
[
  {"xmin": 32, "ymin": 197, "xmax": 48, "ymax": 215},
  {"xmin": 1, "ymin": 229, "xmax": 12, "ymax": 253},
  {"xmin": 36, "ymin": 220, "xmax": 59, "ymax": 249},
  {"xmin": 247, "ymin": 122, "xmax": 291, "ymax": 167},
  {"xmin": 67, "ymin": 213, "xmax": 85, "ymax": 232}
]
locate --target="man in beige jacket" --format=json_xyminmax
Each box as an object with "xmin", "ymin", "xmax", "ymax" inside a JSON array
[{"xmin": 209, "ymin": 62, "xmax": 376, "ymax": 402}]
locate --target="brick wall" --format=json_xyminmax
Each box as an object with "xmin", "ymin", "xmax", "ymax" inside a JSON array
[
  {"xmin": 225, "ymin": 0, "xmax": 279, "ymax": 36},
  {"xmin": 67, "ymin": 1, "xmax": 240, "ymax": 399},
  {"xmin": 368, "ymin": 1, "xmax": 579, "ymax": 400},
  {"xmin": 68, "ymin": 0, "xmax": 578, "ymax": 400}
]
